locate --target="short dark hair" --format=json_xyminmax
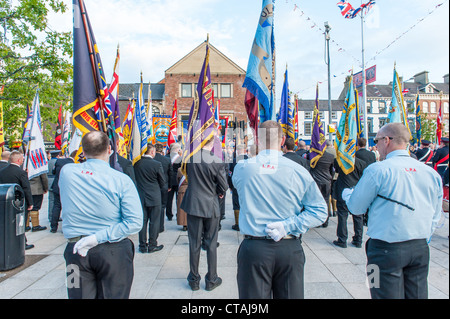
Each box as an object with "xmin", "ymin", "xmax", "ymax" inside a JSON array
[
  {"xmin": 145, "ymin": 143, "xmax": 155, "ymax": 155},
  {"xmin": 155, "ymin": 143, "xmax": 164, "ymax": 153},
  {"xmin": 284, "ymin": 137, "xmax": 296, "ymax": 151},
  {"xmin": 82, "ymin": 131, "xmax": 110, "ymax": 157},
  {"xmin": 357, "ymin": 138, "xmax": 367, "ymax": 148}
]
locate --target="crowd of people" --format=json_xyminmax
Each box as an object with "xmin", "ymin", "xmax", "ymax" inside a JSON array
[{"xmin": 0, "ymin": 122, "xmax": 448, "ymax": 299}]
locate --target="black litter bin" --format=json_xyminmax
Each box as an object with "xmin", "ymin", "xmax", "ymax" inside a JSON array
[{"xmin": 0, "ymin": 184, "xmax": 26, "ymax": 271}]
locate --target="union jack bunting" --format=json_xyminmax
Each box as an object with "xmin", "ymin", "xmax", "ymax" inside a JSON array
[{"xmin": 337, "ymin": 1, "xmax": 375, "ymax": 19}]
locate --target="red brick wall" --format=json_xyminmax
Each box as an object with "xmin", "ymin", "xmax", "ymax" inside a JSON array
[{"xmin": 164, "ymin": 73, "xmax": 247, "ymax": 121}]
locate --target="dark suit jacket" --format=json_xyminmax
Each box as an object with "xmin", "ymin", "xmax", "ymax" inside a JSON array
[
  {"xmin": 283, "ymin": 151, "xmax": 310, "ymax": 172},
  {"xmin": 0, "ymin": 160, "xmax": 9, "ymax": 170},
  {"xmin": 118, "ymin": 154, "xmax": 136, "ymax": 184},
  {"xmin": 166, "ymin": 153, "xmax": 182, "ymax": 187},
  {"xmin": 154, "ymin": 153, "xmax": 173, "ymax": 190},
  {"xmin": 180, "ymin": 149, "xmax": 228, "ymax": 218},
  {"xmin": 355, "ymin": 148, "xmax": 376, "ymax": 166},
  {"xmin": 134, "ymin": 156, "xmax": 166, "ymax": 207},
  {"xmin": 309, "ymin": 151, "xmax": 335, "ymax": 186},
  {"xmin": 50, "ymin": 158, "xmax": 75, "ymax": 194},
  {"xmin": 0, "ymin": 163, "xmax": 33, "ymax": 207},
  {"xmin": 295, "ymin": 148, "xmax": 308, "ymax": 158},
  {"xmin": 333, "ymin": 158, "xmax": 368, "ymax": 201}
]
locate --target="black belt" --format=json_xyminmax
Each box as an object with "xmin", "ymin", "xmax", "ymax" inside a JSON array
[{"xmin": 244, "ymin": 235, "xmax": 297, "ymax": 240}]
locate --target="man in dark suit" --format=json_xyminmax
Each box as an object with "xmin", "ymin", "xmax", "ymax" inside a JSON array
[
  {"xmin": 0, "ymin": 150, "xmax": 11, "ymax": 169},
  {"xmin": 181, "ymin": 136, "xmax": 228, "ymax": 292},
  {"xmin": 0, "ymin": 151, "xmax": 35, "ymax": 250},
  {"xmin": 165, "ymin": 143, "xmax": 182, "ymax": 221},
  {"xmin": 114, "ymin": 135, "xmax": 136, "ymax": 184},
  {"xmin": 228, "ymin": 144, "xmax": 248, "ymax": 231},
  {"xmin": 283, "ymin": 138, "xmax": 310, "ymax": 171},
  {"xmin": 134, "ymin": 144, "xmax": 166, "ymax": 253},
  {"xmin": 355, "ymin": 138, "xmax": 376, "ymax": 166},
  {"xmin": 154, "ymin": 143, "xmax": 173, "ymax": 233},
  {"xmin": 50, "ymin": 151, "xmax": 76, "ymax": 233},
  {"xmin": 295, "ymin": 140, "xmax": 308, "ymax": 158},
  {"xmin": 309, "ymin": 149, "xmax": 335, "ymax": 228},
  {"xmin": 432, "ymin": 137, "xmax": 449, "ymax": 180},
  {"xmin": 332, "ymin": 157, "xmax": 368, "ymax": 248},
  {"xmin": 415, "ymin": 140, "xmax": 434, "ymax": 167}
]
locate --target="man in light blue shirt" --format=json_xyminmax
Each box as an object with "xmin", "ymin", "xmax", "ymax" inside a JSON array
[
  {"xmin": 345, "ymin": 123, "xmax": 443, "ymax": 299},
  {"xmin": 60, "ymin": 131, "xmax": 143, "ymax": 299},
  {"xmin": 232, "ymin": 121, "xmax": 328, "ymax": 299}
]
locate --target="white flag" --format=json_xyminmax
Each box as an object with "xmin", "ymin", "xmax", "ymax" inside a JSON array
[{"xmin": 25, "ymin": 91, "xmax": 48, "ymax": 179}]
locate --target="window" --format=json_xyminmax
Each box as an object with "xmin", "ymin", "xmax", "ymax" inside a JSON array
[
  {"xmin": 331, "ymin": 112, "xmax": 337, "ymax": 120},
  {"xmin": 181, "ymin": 83, "xmax": 192, "ymax": 98},
  {"xmin": 378, "ymin": 102, "xmax": 386, "ymax": 114},
  {"xmin": 220, "ymin": 84, "xmax": 232, "ymax": 98},
  {"xmin": 213, "ymin": 84, "xmax": 218, "ymax": 99},
  {"xmin": 444, "ymin": 102, "xmax": 449, "ymax": 114},
  {"xmin": 422, "ymin": 102, "xmax": 428, "ymax": 113},
  {"xmin": 367, "ymin": 118, "xmax": 373, "ymax": 133},
  {"xmin": 379, "ymin": 118, "xmax": 387, "ymax": 129},
  {"xmin": 304, "ymin": 122, "xmax": 312, "ymax": 136},
  {"xmin": 407, "ymin": 102, "xmax": 414, "ymax": 113},
  {"xmin": 367, "ymin": 102, "xmax": 372, "ymax": 114},
  {"xmin": 430, "ymin": 102, "xmax": 437, "ymax": 113},
  {"xmin": 304, "ymin": 112, "xmax": 313, "ymax": 120},
  {"xmin": 319, "ymin": 111, "xmax": 324, "ymax": 119}
]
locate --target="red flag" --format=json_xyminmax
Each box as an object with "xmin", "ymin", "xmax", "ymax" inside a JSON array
[
  {"xmin": 54, "ymin": 104, "xmax": 63, "ymax": 150},
  {"xmin": 168, "ymin": 99, "xmax": 178, "ymax": 147},
  {"xmin": 437, "ymin": 97, "xmax": 443, "ymax": 145},
  {"xmin": 245, "ymin": 89, "xmax": 259, "ymax": 142}
]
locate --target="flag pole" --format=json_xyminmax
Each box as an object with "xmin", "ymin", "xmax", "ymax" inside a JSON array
[{"xmin": 361, "ymin": 1, "xmax": 368, "ymax": 148}]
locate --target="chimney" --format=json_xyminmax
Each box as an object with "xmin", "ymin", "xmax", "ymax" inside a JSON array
[
  {"xmin": 413, "ymin": 71, "xmax": 429, "ymax": 85},
  {"xmin": 444, "ymin": 74, "xmax": 449, "ymax": 84}
]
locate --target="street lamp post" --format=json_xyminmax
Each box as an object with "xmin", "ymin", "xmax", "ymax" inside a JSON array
[{"xmin": 325, "ymin": 21, "xmax": 332, "ymax": 141}]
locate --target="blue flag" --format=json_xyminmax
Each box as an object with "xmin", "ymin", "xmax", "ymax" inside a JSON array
[
  {"xmin": 243, "ymin": 0, "xmax": 276, "ymax": 123},
  {"xmin": 335, "ymin": 75, "xmax": 358, "ymax": 174},
  {"xmin": 278, "ymin": 68, "xmax": 294, "ymax": 139}
]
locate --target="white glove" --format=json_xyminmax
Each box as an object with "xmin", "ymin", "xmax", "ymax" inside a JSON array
[
  {"xmin": 342, "ymin": 188, "xmax": 354, "ymax": 203},
  {"xmin": 73, "ymin": 235, "xmax": 99, "ymax": 257},
  {"xmin": 265, "ymin": 222, "xmax": 287, "ymax": 242}
]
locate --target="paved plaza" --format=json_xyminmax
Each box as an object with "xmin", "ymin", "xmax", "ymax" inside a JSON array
[{"xmin": 0, "ymin": 191, "xmax": 448, "ymax": 299}]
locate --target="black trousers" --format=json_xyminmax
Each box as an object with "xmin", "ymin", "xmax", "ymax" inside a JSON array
[
  {"xmin": 336, "ymin": 199, "xmax": 364, "ymax": 244},
  {"xmin": 187, "ymin": 214, "xmax": 220, "ymax": 286},
  {"xmin": 160, "ymin": 188, "xmax": 168, "ymax": 232},
  {"xmin": 50, "ymin": 192, "xmax": 61, "ymax": 230},
  {"xmin": 237, "ymin": 238, "xmax": 305, "ymax": 299},
  {"xmin": 366, "ymin": 238, "xmax": 430, "ymax": 299},
  {"xmin": 139, "ymin": 205, "xmax": 161, "ymax": 249},
  {"xmin": 32, "ymin": 194, "xmax": 44, "ymax": 210},
  {"xmin": 166, "ymin": 186, "xmax": 178, "ymax": 219},
  {"xmin": 64, "ymin": 238, "xmax": 135, "ymax": 299}
]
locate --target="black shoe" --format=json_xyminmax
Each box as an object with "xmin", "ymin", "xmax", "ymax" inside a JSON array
[
  {"xmin": 25, "ymin": 226, "xmax": 31, "ymax": 232},
  {"xmin": 50, "ymin": 228, "xmax": 57, "ymax": 233},
  {"xmin": 332, "ymin": 211, "xmax": 337, "ymax": 217},
  {"xmin": 231, "ymin": 224, "xmax": 240, "ymax": 231},
  {"xmin": 189, "ymin": 281, "xmax": 200, "ymax": 291},
  {"xmin": 167, "ymin": 216, "xmax": 173, "ymax": 221},
  {"xmin": 32, "ymin": 225, "xmax": 47, "ymax": 232},
  {"xmin": 333, "ymin": 240, "xmax": 347, "ymax": 248},
  {"xmin": 25, "ymin": 244, "xmax": 35, "ymax": 250},
  {"xmin": 351, "ymin": 241, "xmax": 362, "ymax": 248},
  {"xmin": 148, "ymin": 245, "xmax": 164, "ymax": 253},
  {"xmin": 182, "ymin": 226, "xmax": 187, "ymax": 231},
  {"xmin": 321, "ymin": 222, "xmax": 328, "ymax": 228},
  {"xmin": 138, "ymin": 246, "xmax": 148, "ymax": 253},
  {"xmin": 205, "ymin": 277, "xmax": 222, "ymax": 291}
]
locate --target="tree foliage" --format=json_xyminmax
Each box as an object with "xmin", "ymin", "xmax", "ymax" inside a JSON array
[{"xmin": 0, "ymin": 0, "xmax": 72, "ymax": 142}]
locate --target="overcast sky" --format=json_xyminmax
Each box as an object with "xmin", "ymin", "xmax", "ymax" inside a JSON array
[{"xmin": 48, "ymin": 0, "xmax": 449, "ymax": 104}]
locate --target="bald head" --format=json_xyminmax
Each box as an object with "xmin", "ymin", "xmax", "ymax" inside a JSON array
[
  {"xmin": 82, "ymin": 131, "xmax": 111, "ymax": 159},
  {"xmin": 258, "ymin": 121, "xmax": 284, "ymax": 151},
  {"xmin": 1, "ymin": 150, "xmax": 11, "ymax": 162},
  {"xmin": 379, "ymin": 123, "xmax": 410, "ymax": 146},
  {"xmin": 9, "ymin": 151, "xmax": 24, "ymax": 165}
]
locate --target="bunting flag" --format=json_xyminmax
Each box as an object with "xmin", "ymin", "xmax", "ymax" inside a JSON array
[
  {"xmin": 388, "ymin": 65, "xmax": 412, "ymax": 139},
  {"xmin": 168, "ymin": 99, "xmax": 178, "ymax": 147},
  {"xmin": 335, "ymin": 74, "xmax": 358, "ymax": 174},
  {"xmin": 337, "ymin": 1, "xmax": 376, "ymax": 19},
  {"xmin": 54, "ymin": 104, "xmax": 63, "ymax": 150},
  {"xmin": 437, "ymin": 94, "xmax": 443, "ymax": 145},
  {"xmin": 415, "ymin": 92, "xmax": 421, "ymax": 145},
  {"xmin": 25, "ymin": 90, "xmax": 48, "ymax": 179},
  {"xmin": 309, "ymin": 85, "xmax": 327, "ymax": 168},
  {"xmin": 121, "ymin": 101, "xmax": 134, "ymax": 155},
  {"xmin": 278, "ymin": 68, "xmax": 295, "ymax": 139},
  {"xmin": 129, "ymin": 74, "xmax": 148, "ymax": 165},
  {"xmin": 72, "ymin": 0, "xmax": 102, "ymax": 134},
  {"xmin": 243, "ymin": 0, "xmax": 276, "ymax": 123},
  {"xmin": 181, "ymin": 42, "xmax": 218, "ymax": 179},
  {"xmin": 61, "ymin": 110, "xmax": 72, "ymax": 157},
  {"xmin": 146, "ymin": 83, "xmax": 154, "ymax": 144},
  {"xmin": 0, "ymin": 86, "xmax": 4, "ymax": 155}
]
